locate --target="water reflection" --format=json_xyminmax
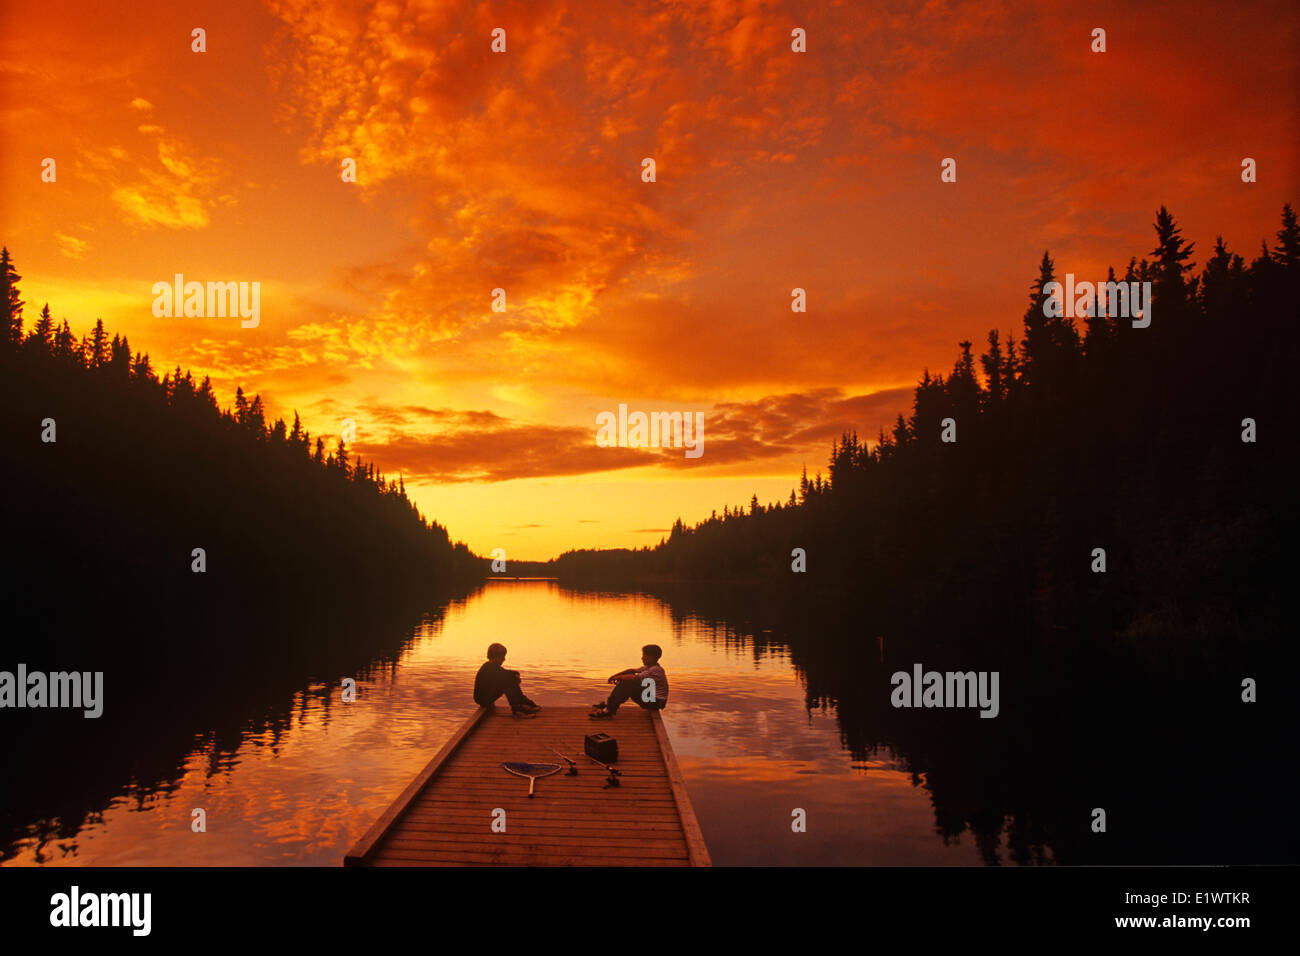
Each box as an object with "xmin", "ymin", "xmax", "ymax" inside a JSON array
[{"xmin": 2, "ymin": 581, "xmax": 1282, "ymax": 865}]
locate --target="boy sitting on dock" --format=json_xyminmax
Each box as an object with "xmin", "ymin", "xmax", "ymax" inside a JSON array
[
  {"xmin": 473, "ymin": 643, "xmax": 541, "ymax": 716},
  {"xmin": 590, "ymin": 644, "xmax": 668, "ymax": 718}
]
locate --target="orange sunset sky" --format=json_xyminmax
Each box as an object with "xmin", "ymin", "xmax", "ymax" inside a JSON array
[{"xmin": 2, "ymin": 0, "xmax": 1297, "ymax": 560}]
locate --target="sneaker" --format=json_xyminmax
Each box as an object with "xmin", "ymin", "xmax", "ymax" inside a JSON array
[
  {"xmin": 588, "ymin": 709, "xmax": 613, "ymax": 719},
  {"xmin": 520, "ymin": 702, "xmax": 542, "ymax": 714},
  {"xmin": 511, "ymin": 707, "xmax": 538, "ymax": 718},
  {"xmin": 590, "ymin": 701, "xmax": 607, "ymax": 711}
]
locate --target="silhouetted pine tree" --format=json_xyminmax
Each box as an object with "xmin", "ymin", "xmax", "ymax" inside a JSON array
[
  {"xmin": 1273, "ymin": 202, "xmax": 1300, "ymax": 268},
  {"xmin": 1151, "ymin": 204, "xmax": 1197, "ymax": 316},
  {"xmin": 1018, "ymin": 250, "xmax": 1056, "ymax": 391},
  {"xmin": 1, "ymin": 246, "xmax": 23, "ymax": 346},
  {"xmin": 26, "ymin": 303, "xmax": 54, "ymax": 353},
  {"xmin": 980, "ymin": 329, "xmax": 1005, "ymax": 409}
]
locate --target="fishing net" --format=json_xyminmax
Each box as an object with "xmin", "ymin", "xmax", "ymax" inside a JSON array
[{"xmin": 501, "ymin": 762, "xmax": 563, "ymax": 777}]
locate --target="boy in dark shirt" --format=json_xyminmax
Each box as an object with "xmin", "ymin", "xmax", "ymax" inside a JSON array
[
  {"xmin": 590, "ymin": 644, "xmax": 668, "ymax": 717},
  {"xmin": 473, "ymin": 643, "xmax": 541, "ymax": 715}
]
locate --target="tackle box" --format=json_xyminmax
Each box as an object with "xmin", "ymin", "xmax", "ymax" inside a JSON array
[{"xmin": 584, "ymin": 732, "xmax": 618, "ymax": 764}]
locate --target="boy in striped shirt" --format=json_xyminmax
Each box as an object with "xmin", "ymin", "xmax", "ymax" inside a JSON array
[{"xmin": 590, "ymin": 644, "xmax": 668, "ymax": 717}]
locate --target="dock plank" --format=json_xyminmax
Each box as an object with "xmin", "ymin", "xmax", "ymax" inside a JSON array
[{"xmin": 345, "ymin": 705, "xmax": 708, "ymax": 866}]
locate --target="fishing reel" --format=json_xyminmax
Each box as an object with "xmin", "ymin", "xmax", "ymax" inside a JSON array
[
  {"xmin": 550, "ymin": 749, "xmax": 580, "ymax": 776},
  {"xmin": 590, "ymin": 758, "xmax": 622, "ymax": 788},
  {"xmin": 552, "ymin": 748, "xmax": 622, "ymax": 787}
]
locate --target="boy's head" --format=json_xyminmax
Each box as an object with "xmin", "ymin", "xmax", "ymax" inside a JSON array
[
  {"xmin": 486, "ymin": 643, "xmax": 507, "ymax": 663},
  {"xmin": 641, "ymin": 644, "xmax": 663, "ymax": 666}
]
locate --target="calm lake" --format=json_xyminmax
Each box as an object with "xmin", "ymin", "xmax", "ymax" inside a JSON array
[{"xmin": 2, "ymin": 580, "xmax": 985, "ymax": 866}]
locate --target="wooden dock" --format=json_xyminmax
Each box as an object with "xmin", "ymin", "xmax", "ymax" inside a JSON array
[{"xmin": 344, "ymin": 705, "xmax": 710, "ymax": 866}]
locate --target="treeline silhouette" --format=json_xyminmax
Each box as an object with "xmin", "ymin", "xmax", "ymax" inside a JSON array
[
  {"xmin": 0, "ymin": 245, "xmax": 482, "ymax": 662},
  {"xmin": 0, "ymin": 246, "xmax": 487, "ymax": 860},
  {"xmin": 555, "ymin": 205, "xmax": 1299, "ymax": 656},
  {"xmin": 549, "ymin": 206, "xmax": 1298, "ymax": 864}
]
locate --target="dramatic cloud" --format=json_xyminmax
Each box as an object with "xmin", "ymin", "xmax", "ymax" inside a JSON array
[
  {"xmin": 342, "ymin": 387, "xmax": 913, "ymax": 482},
  {"xmin": 2, "ymin": 0, "xmax": 1296, "ymax": 557}
]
